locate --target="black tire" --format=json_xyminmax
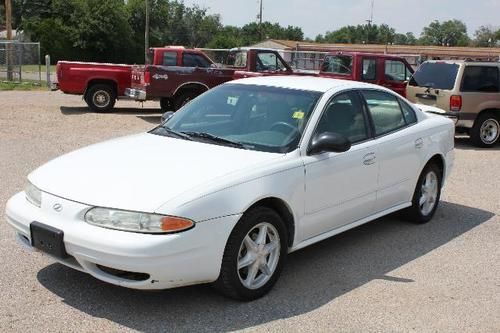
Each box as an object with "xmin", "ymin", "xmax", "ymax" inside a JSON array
[
  {"xmin": 215, "ymin": 207, "xmax": 288, "ymax": 301},
  {"xmin": 470, "ymin": 112, "xmax": 500, "ymax": 148},
  {"xmin": 402, "ymin": 162, "xmax": 442, "ymax": 224},
  {"xmin": 160, "ymin": 97, "xmax": 173, "ymax": 111},
  {"xmin": 174, "ymin": 91, "xmax": 200, "ymax": 110},
  {"xmin": 85, "ymin": 84, "xmax": 116, "ymax": 112}
]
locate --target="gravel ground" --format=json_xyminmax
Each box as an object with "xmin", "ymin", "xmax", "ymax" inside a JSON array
[{"xmin": 0, "ymin": 91, "xmax": 499, "ymax": 333}]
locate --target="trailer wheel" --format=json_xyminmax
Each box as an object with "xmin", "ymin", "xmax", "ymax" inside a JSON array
[{"xmin": 85, "ymin": 84, "xmax": 116, "ymax": 112}]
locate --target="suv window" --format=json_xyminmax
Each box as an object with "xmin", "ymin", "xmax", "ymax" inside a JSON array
[
  {"xmin": 162, "ymin": 51, "xmax": 177, "ymax": 66},
  {"xmin": 409, "ymin": 62, "xmax": 459, "ymax": 90},
  {"xmin": 461, "ymin": 66, "xmax": 500, "ymax": 93},
  {"xmin": 182, "ymin": 53, "xmax": 212, "ymax": 68},
  {"xmin": 362, "ymin": 58, "xmax": 377, "ymax": 81},
  {"xmin": 256, "ymin": 52, "xmax": 287, "ymax": 72},
  {"xmin": 385, "ymin": 60, "xmax": 411, "ymax": 82},
  {"xmin": 321, "ymin": 55, "xmax": 353, "ymax": 75},
  {"xmin": 362, "ymin": 90, "xmax": 406, "ymax": 135},
  {"xmin": 315, "ymin": 92, "xmax": 368, "ymax": 143}
]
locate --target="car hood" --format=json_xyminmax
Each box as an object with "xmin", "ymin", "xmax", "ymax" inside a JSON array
[{"xmin": 30, "ymin": 133, "xmax": 282, "ymax": 213}]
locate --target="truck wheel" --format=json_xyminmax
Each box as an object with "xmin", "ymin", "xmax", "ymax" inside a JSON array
[
  {"xmin": 174, "ymin": 91, "xmax": 199, "ymax": 110},
  {"xmin": 160, "ymin": 98, "xmax": 173, "ymax": 111},
  {"xmin": 470, "ymin": 112, "xmax": 500, "ymax": 148},
  {"xmin": 85, "ymin": 84, "xmax": 116, "ymax": 112}
]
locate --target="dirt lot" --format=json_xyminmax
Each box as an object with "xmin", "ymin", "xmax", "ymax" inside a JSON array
[{"xmin": 1, "ymin": 91, "xmax": 499, "ymax": 332}]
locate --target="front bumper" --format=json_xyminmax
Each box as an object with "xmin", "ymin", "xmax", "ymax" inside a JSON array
[
  {"xmin": 5, "ymin": 191, "xmax": 240, "ymax": 290},
  {"xmin": 124, "ymin": 88, "xmax": 147, "ymax": 101}
]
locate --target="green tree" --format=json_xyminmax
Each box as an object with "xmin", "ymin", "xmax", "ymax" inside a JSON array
[
  {"xmin": 473, "ymin": 25, "xmax": 499, "ymax": 47},
  {"xmin": 420, "ymin": 19, "xmax": 470, "ymax": 46}
]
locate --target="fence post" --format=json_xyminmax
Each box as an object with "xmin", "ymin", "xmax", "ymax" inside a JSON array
[
  {"xmin": 38, "ymin": 43, "xmax": 42, "ymax": 84},
  {"xmin": 45, "ymin": 54, "xmax": 51, "ymax": 88}
]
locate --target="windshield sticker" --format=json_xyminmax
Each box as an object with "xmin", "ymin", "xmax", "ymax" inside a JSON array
[
  {"xmin": 227, "ymin": 96, "xmax": 239, "ymax": 106},
  {"xmin": 292, "ymin": 111, "xmax": 305, "ymax": 119}
]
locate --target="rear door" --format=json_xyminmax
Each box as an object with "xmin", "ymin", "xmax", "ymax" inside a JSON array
[
  {"xmin": 359, "ymin": 57, "xmax": 379, "ymax": 85},
  {"xmin": 406, "ymin": 62, "xmax": 461, "ymax": 111}
]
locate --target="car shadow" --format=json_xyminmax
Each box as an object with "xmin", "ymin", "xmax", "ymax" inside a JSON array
[
  {"xmin": 36, "ymin": 201, "xmax": 493, "ymax": 332},
  {"xmin": 454, "ymin": 137, "xmax": 500, "ymax": 151},
  {"xmin": 60, "ymin": 106, "xmax": 162, "ymax": 116}
]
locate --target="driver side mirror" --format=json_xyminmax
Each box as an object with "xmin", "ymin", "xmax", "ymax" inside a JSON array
[
  {"xmin": 161, "ymin": 111, "xmax": 174, "ymax": 123},
  {"xmin": 307, "ymin": 132, "xmax": 351, "ymax": 155}
]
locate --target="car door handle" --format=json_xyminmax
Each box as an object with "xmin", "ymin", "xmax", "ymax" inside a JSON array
[
  {"xmin": 415, "ymin": 138, "xmax": 424, "ymax": 149},
  {"xmin": 363, "ymin": 153, "xmax": 376, "ymax": 165}
]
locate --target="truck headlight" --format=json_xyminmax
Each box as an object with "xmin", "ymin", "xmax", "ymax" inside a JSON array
[
  {"xmin": 84, "ymin": 207, "xmax": 194, "ymax": 234},
  {"xmin": 25, "ymin": 182, "xmax": 41, "ymax": 208}
]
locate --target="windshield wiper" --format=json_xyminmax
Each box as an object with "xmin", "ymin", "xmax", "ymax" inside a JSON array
[
  {"xmin": 154, "ymin": 126, "xmax": 193, "ymax": 141},
  {"xmin": 181, "ymin": 131, "xmax": 247, "ymax": 149}
]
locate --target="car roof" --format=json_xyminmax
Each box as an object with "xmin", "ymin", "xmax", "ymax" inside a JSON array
[{"xmin": 229, "ymin": 75, "xmax": 382, "ymax": 93}]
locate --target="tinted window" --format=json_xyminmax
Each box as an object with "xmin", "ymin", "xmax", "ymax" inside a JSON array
[
  {"xmin": 362, "ymin": 90, "xmax": 406, "ymax": 135},
  {"xmin": 461, "ymin": 66, "xmax": 500, "ymax": 92},
  {"xmin": 321, "ymin": 55, "xmax": 353, "ymax": 75},
  {"xmin": 182, "ymin": 53, "xmax": 212, "ymax": 68},
  {"xmin": 162, "ymin": 52, "xmax": 177, "ymax": 66},
  {"xmin": 409, "ymin": 62, "xmax": 459, "ymax": 90},
  {"xmin": 385, "ymin": 60, "xmax": 411, "ymax": 82},
  {"xmin": 399, "ymin": 100, "xmax": 417, "ymax": 124},
  {"xmin": 362, "ymin": 59, "xmax": 377, "ymax": 81},
  {"xmin": 315, "ymin": 93, "xmax": 368, "ymax": 143}
]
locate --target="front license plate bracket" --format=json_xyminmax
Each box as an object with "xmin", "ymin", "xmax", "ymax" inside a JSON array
[{"xmin": 30, "ymin": 222, "xmax": 69, "ymax": 259}]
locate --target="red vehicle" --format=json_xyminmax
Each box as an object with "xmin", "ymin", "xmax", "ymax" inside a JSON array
[
  {"xmin": 319, "ymin": 52, "xmax": 414, "ymax": 96},
  {"xmin": 55, "ymin": 47, "xmax": 213, "ymax": 112},
  {"xmin": 126, "ymin": 48, "xmax": 298, "ymax": 110}
]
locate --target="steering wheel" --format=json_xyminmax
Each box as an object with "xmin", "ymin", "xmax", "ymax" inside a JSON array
[{"xmin": 270, "ymin": 121, "xmax": 300, "ymax": 136}]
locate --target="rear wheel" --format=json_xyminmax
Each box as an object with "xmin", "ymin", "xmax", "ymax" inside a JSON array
[
  {"xmin": 402, "ymin": 163, "xmax": 442, "ymax": 224},
  {"xmin": 215, "ymin": 207, "xmax": 287, "ymax": 301},
  {"xmin": 85, "ymin": 84, "xmax": 116, "ymax": 112},
  {"xmin": 470, "ymin": 113, "xmax": 500, "ymax": 148},
  {"xmin": 160, "ymin": 97, "xmax": 173, "ymax": 111},
  {"xmin": 174, "ymin": 91, "xmax": 200, "ymax": 110}
]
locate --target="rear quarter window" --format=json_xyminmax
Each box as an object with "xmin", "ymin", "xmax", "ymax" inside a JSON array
[
  {"xmin": 461, "ymin": 66, "xmax": 500, "ymax": 93},
  {"xmin": 409, "ymin": 62, "xmax": 459, "ymax": 90}
]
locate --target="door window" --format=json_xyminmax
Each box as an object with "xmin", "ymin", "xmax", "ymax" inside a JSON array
[
  {"xmin": 361, "ymin": 58, "xmax": 377, "ymax": 81},
  {"xmin": 315, "ymin": 92, "xmax": 369, "ymax": 143},
  {"xmin": 256, "ymin": 52, "xmax": 287, "ymax": 72},
  {"xmin": 461, "ymin": 66, "xmax": 500, "ymax": 92},
  {"xmin": 162, "ymin": 51, "xmax": 177, "ymax": 66},
  {"xmin": 182, "ymin": 53, "xmax": 212, "ymax": 68},
  {"xmin": 362, "ymin": 90, "xmax": 406, "ymax": 136},
  {"xmin": 385, "ymin": 60, "xmax": 411, "ymax": 82}
]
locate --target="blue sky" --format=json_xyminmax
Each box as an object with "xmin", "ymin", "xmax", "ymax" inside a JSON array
[{"xmin": 184, "ymin": 0, "xmax": 500, "ymax": 38}]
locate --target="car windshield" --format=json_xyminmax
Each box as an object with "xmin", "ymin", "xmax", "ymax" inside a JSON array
[
  {"xmin": 409, "ymin": 62, "xmax": 459, "ymax": 90},
  {"xmin": 151, "ymin": 84, "xmax": 322, "ymax": 153},
  {"xmin": 321, "ymin": 55, "xmax": 353, "ymax": 75}
]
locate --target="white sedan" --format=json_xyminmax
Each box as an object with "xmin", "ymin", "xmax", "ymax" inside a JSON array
[{"xmin": 5, "ymin": 76, "xmax": 454, "ymax": 301}]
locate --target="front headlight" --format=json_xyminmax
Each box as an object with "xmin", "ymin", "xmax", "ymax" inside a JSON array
[
  {"xmin": 25, "ymin": 182, "xmax": 41, "ymax": 208},
  {"xmin": 84, "ymin": 207, "xmax": 194, "ymax": 234}
]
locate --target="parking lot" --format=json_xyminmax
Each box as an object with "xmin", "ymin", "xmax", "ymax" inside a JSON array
[{"xmin": 0, "ymin": 90, "xmax": 499, "ymax": 332}]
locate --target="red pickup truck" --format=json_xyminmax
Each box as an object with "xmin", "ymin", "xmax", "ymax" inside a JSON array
[
  {"xmin": 126, "ymin": 48, "xmax": 298, "ymax": 110},
  {"xmin": 55, "ymin": 47, "xmax": 212, "ymax": 112},
  {"xmin": 319, "ymin": 52, "xmax": 414, "ymax": 96}
]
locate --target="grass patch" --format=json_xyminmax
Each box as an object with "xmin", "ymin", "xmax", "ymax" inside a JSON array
[{"xmin": 0, "ymin": 80, "xmax": 48, "ymax": 91}]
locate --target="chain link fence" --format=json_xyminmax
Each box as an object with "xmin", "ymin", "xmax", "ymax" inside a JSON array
[{"xmin": 0, "ymin": 41, "xmax": 42, "ymax": 83}]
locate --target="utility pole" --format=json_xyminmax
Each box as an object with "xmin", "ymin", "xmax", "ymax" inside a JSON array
[
  {"xmin": 145, "ymin": 0, "xmax": 150, "ymax": 64},
  {"xmin": 258, "ymin": 0, "xmax": 263, "ymax": 41},
  {"xmin": 5, "ymin": 0, "xmax": 13, "ymax": 80},
  {"xmin": 365, "ymin": 0, "xmax": 374, "ymax": 44}
]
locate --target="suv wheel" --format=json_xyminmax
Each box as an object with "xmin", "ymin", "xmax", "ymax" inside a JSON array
[{"xmin": 470, "ymin": 113, "xmax": 500, "ymax": 148}]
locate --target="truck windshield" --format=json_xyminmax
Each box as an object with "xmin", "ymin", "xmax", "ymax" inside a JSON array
[
  {"xmin": 409, "ymin": 62, "xmax": 459, "ymax": 90},
  {"xmin": 321, "ymin": 55, "xmax": 353, "ymax": 75},
  {"xmin": 152, "ymin": 84, "xmax": 322, "ymax": 153}
]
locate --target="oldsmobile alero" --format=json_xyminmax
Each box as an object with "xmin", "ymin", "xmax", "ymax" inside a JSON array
[{"xmin": 5, "ymin": 76, "xmax": 455, "ymax": 300}]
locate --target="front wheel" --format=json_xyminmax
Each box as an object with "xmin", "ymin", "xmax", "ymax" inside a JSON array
[
  {"xmin": 470, "ymin": 113, "xmax": 500, "ymax": 148},
  {"xmin": 215, "ymin": 207, "xmax": 288, "ymax": 301},
  {"xmin": 402, "ymin": 163, "xmax": 442, "ymax": 224},
  {"xmin": 85, "ymin": 84, "xmax": 116, "ymax": 112}
]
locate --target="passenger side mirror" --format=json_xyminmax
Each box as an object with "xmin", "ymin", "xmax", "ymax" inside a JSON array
[
  {"xmin": 307, "ymin": 132, "xmax": 351, "ymax": 155},
  {"xmin": 161, "ymin": 111, "xmax": 175, "ymax": 123}
]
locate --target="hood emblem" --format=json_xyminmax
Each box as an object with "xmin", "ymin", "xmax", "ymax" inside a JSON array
[{"xmin": 53, "ymin": 203, "xmax": 63, "ymax": 212}]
